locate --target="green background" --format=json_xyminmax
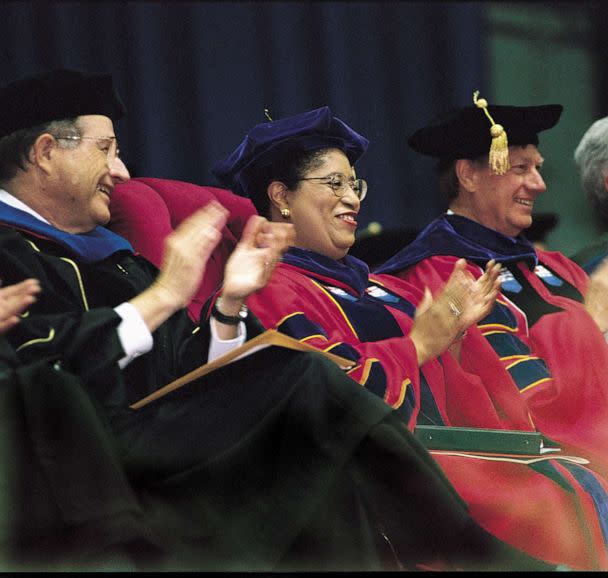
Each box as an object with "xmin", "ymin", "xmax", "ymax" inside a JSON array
[{"xmin": 487, "ymin": 2, "xmax": 602, "ymax": 256}]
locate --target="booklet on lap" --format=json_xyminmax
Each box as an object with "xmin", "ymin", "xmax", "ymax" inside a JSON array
[{"xmin": 130, "ymin": 329, "xmax": 356, "ymax": 410}]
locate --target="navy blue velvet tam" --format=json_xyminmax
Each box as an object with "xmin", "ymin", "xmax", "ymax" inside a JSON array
[
  {"xmin": 212, "ymin": 106, "xmax": 369, "ymax": 198},
  {"xmin": 0, "ymin": 68, "xmax": 126, "ymax": 139},
  {"xmin": 408, "ymin": 103, "xmax": 563, "ymax": 160}
]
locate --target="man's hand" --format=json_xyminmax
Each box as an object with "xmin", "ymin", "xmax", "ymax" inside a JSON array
[{"xmin": 130, "ymin": 201, "xmax": 229, "ymax": 331}]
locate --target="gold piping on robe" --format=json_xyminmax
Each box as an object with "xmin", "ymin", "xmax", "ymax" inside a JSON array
[
  {"xmin": 17, "ymin": 328, "xmax": 56, "ymax": 351},
  {"xmin": 309, "ymin": 279, "xmax": 359, "ymax": 339},
  {"xmin": 59, "ymin": 257, "xmax": 90, "ymax": 311},
  {"xmin": 24, "ymin": 238, "xmax": 90, "ymax": 312}
]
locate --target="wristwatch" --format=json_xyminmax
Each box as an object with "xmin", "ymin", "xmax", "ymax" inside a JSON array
[{"xmin": 212, "ymin": 296, "xmax": 248, "ymax": 325}]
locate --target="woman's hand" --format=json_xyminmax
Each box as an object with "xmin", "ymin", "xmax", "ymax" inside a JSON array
[
  {"xmin": 410, "ymin": 259, "xmax": 501, "ymax": 365},
  {"xmin": 213, "ymin": 215, "xmax": 295, "ymax": 339},
  {"xmin": 220, "ymin": 215, "xmax": 294, "ymax": 306}
]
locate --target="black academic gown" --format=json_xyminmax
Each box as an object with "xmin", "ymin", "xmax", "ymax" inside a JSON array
[
  {"xmin": 0, "ymin": 335, "xmax": 163, "ymax": 571},
  {"xmin": 0, "ymin": 224, "xmax": 554, "ymax": 571}
]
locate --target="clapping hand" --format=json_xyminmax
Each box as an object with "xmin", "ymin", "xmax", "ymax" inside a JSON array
[
  {"xmin": 436, "ymin": 258, "xmax": 502, "ymax": 333},
  {"xmin": 221, "ymin": 215, "xmax": 295, "ymax": 304},
  {"xmin": 410, "ymin": 259, "xmax": 501, "ymax": 365},
  {"xmin": 131, "ymin": 201, "xmax": 229, "ymax": 332}
]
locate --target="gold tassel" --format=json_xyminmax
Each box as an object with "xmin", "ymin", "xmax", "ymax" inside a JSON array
[
  {"xmin": 473, "ymin": 91, "xmax": 510, "ymax": 175},
  {"xmin": 264, "ymin": 108, "xmax": 273, "ymax": 122}
]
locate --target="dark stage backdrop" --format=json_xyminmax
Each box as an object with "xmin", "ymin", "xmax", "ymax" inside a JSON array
[{"xmin": 0, "ymin": 1, "xmax": 486, "ymax": 233}]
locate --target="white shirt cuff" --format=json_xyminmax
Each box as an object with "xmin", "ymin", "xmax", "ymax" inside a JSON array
[
  {"xmin": 208, "ymin": 317, "xmax": 247, "ymax": 361},
  {"xmin": 114, "ymin": 302, "xmax": 247, "ymax": 370},
  {"xmin": 114, "ymin": 302, "xmax": 154, "ymax": 369}
]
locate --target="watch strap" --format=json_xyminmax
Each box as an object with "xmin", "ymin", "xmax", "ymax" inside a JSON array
[{"xmin": 212, "ymin": 297, "xmax": 248, "ymax": 325}]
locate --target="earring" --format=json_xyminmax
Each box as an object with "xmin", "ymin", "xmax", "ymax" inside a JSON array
[{"xmin": 281, "ymin": 208, "xmax": 291, "ymax": 219}]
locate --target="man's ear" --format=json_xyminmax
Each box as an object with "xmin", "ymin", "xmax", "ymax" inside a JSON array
[
  {"xmin": 603, "ymin": 172, "xmax": 608, "ymax": 194},
  {"xmin": 267, "ymin": 181, "xmax": 289, "ymax": 211},
  {"xmin": 455, "ymin": 158, "xmax": 477, "ymax": 192},
  {"xmin": 31, "ymin": 133, "xmax": 57, "ymax": 175}
]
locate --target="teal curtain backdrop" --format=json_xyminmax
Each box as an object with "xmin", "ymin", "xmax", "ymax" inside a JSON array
[{"xmin": 0, "ymin": 1, "xmax": 486, "ymax": 233}]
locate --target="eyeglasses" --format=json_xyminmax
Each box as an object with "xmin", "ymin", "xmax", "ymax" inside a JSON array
[
  {"xmin": 53, "ymin": 135, "xmax": 120, "ymax": 162},
  {"xmin": 297, "ymin": 173, "xmax": 368, "ymax": 201}
]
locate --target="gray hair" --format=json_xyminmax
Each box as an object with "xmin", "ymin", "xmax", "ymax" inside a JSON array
[
  {"xmin": 574, "ymin": 116, "xmax": 608, "ymax": 222},
  {"xmin": 0, "ymin": 118, "xmax": 81, "ymax": 184}
]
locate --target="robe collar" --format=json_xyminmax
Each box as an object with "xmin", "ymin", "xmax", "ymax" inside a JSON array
[
  {"xmin": 0, "ymin": 201, "xmax": 134, "ymax": 264},
  {"xmin": 282, "ymin": 246, "xmax": 370, "ymax": 296},
  {"xmin": 375, "ymin": 213, "xmax": 538, "ymax": 274}
]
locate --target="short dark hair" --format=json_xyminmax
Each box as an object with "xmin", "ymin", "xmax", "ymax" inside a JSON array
[
  {"xmin": 246, "ymin": 146, "xmax": 330, "ymax": 217},
  {"xmin": 439, "ymin": 145, "xmax": 531, "ymax": 203},
  {"xmin": 438, "ymin": 158, "xmax": 459, "ymax": 201},
  {"xmin": 0, "ymin": 118, "xmax": 80, "ymax": 183},
  {"xmin": 437, "ymin": 155, "xmax": 486, "ymax": 202}
]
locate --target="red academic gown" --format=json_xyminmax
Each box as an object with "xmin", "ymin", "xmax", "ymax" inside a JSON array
[
  {"xmin": 238, "ymin": 245, "xmax": 608, "ymax": 570},
  {"xmin": 375, "ymin": 214, "xmax": 608, "ymax": 569},
  {"xmin": 238, "ymin": 248, "xmax": 427, "ymax": 430}
]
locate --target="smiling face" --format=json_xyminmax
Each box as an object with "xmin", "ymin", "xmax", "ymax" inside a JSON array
[
  {"xmin": 43, "ymin": 114, "xmax": 130, "ymax": 233},
  {"xmin": 454, "ymin": 144, "xmax": 546, "ymax": 238},
  {"xmin": 271, "ymin": 148, "xmax": 361, "ymax": 260}
]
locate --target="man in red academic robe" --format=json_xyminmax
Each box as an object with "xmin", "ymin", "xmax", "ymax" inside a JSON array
[{"xmin": 376, "ymin": 93, "xmax": 608, "ymax": 569}]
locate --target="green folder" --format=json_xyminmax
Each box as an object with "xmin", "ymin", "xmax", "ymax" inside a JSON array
[{"xmin": 414, "ymin": 425, "xmax": 561, "ymax": 456}]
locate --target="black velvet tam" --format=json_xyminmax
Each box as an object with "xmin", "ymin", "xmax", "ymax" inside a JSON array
[
  {"xmin": 408, "ymin": 102, "xmax": 563, "ymax": 160},
  {"xmin": 212, "ymin": 106, "xmax": 369, "ymax": 198},
  {"xmin": 0, "ymin": 68, "xmax": 126, "ymax": 138}
]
